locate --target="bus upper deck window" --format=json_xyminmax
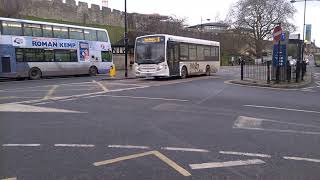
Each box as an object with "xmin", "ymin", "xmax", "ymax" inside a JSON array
[
  {"xmin": 97, "ymin": 31, "xmax": 108, "ymax": 42},
  {"xmin": 2, "ymin": 21, "xmax": 22, "ymax": 36}
]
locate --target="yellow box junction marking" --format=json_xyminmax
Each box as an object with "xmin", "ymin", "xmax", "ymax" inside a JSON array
[
  {"xmin": 93, "ymin": 150, "xmax": 191, "ymax": 177},
  {"xmin": 92, "ymin": 80, "xmax": 109, "ymax": 92},
  {"xmin": 43, "ymin": 85, "xmax": 59, "ymax": 100}
]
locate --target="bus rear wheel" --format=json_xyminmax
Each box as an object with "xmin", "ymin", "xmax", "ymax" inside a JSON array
[
  {"xmin": 205, "ymin": 65, "xmax": 211, "ymax": 76},
  {"xmin": 29, "ymin": 68, "xmax": 42, "ymax": 80},
  {"xmin": 89, "ymin": 66, "xmax": 98, "ymax": 76},
  {"xmin": 181, "ymin": 66, "xmax": 188, "ymax": 79}
]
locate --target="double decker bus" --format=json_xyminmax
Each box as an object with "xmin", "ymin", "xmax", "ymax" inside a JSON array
[
  {"xmin": 134, "ymin": 34, "xmax": 220, "ymax": 78},
  {"xmin": 0, "ymin": 17, "xmax": 113, "ymax": 80}
]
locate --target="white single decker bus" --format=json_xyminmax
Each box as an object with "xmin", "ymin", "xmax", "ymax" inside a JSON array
[
  {"xmin": 0, "ymin": 17, "xmax": 113, "ymax": 80},
  {"xmin": 134, "ymin": 34, "xmax": 220, "ymax": 78}
]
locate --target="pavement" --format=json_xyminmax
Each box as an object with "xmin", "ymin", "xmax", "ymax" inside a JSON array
[{"xmin": 1, "ymin": 65, "xmax": 320, "ymax": 180}]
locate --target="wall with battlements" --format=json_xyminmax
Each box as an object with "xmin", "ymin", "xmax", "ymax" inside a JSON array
[{"xmin": 18, "ymin": 0, "xmax": 126, "ymax": 27}]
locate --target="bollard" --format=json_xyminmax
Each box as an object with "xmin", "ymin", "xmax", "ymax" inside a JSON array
[
  {"xmin": 267, "ymin": 61, "xmax": 271, "ymax": 84},
  {"xmin": 241, "ymin": 60, "xmax": 244, "ymax": 80},
  {"xmin": 109, "ymin": 65, "xmax": 116, "ymax": 78}
]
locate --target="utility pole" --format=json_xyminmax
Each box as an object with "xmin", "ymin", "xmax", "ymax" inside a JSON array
[{"xmin": 124, "ymin": 0, "xmax": 128, "ymax": 77}]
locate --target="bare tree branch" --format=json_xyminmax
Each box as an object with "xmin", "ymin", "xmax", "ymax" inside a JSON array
[{"xmin": 228, "ymin": 0, "xmax": 296, "ymax": 58}]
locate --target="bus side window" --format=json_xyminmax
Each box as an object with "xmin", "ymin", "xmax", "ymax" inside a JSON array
[
  {"xmin": 179, "ymin": 43, "xmax": 188, "ymax": 61},
  {"xmin": 101, "ymin": 51, "xmax": 112, "ymax": 62},
  {"xmin": 84, "ymin": 30, "xmax": 97, "ymax": 41},
  {"xmin": 97, "ymin": 31, "xmax": 108, "ymax": 42},
  {"xmin": 2, "ymin": 21, "xmax": 22, "ymax": 36},
  {"xmin": 16, "ymin": 49, "xmax": 24, "ymax": 62},
  {"xmin": 24, "ymin": 24, "xmax": 42, "ymax": 37},
  {"xmin": 43, "ymin": 25, "xmax": 53, "ymax": 38}
]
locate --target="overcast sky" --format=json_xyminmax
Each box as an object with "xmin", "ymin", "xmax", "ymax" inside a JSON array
[{"xmin": 77, "ymin": 0, "xmax": 320, "ymax": 46}]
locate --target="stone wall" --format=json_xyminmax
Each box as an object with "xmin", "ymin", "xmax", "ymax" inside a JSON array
[{"xmin": 16, "ymin": 0, "xmax": 126, "ymax": 27}]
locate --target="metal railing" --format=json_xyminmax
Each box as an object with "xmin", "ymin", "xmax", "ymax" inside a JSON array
[{"xmin": 241, "ymin": 60, "xmax": 299, "ymax": 83}]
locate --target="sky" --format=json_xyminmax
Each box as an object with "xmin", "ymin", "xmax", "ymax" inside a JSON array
[{"xmin": 76, "ymin": 0, "xmax": 320, "ymax": 47}]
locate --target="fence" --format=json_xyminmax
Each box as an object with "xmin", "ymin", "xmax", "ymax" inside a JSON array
[{"xmin": 241, "ymin": 60, "xmax": 299, "ymax": 83}]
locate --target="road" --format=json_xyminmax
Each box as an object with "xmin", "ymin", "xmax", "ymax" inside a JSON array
[{"xmin": 0, "ymin": 66, "xmax": 320, "ymax": 180}]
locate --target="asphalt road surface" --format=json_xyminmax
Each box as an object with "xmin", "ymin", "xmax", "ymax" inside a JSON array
[{"xmin": 1, "ymin": 66, "xmax": 320, "ymax": 180}]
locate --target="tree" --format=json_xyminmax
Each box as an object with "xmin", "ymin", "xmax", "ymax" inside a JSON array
[
  {"xmin": 0, "ymin": 0, "xmax": 22, "ymax": 18},
  {"xmin": 228, "ymin": 0, "xmax": 296, "ymax": 58},
  {"xmin": 133, "ymin": 13, "xmax": 187, "ymax": 35}
]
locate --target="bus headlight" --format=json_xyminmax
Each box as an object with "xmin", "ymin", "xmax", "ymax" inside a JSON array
[
  {"xmin": 157, "ymin": 65, "xmax": 164, "ymax": 71},
  {"xmin": 135, "ymin": 66, "xmax": 141, "ymax": 71}
]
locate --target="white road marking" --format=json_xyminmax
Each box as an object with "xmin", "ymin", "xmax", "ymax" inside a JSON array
[
  {"xmin": 1, "ymin": 177, "xmax": 17, "ymax": 180},
  {"xmin": 235, "ymin": 126, "xmax": 320, "ymax": 135},
  {"xmin": 234, "ymin": 116, "xmax": 320, "ymax": 135},
  {"xmin": 235, "ymin": 116, "xmax": 320, "ymax": 129},
  {"xmin": 43, "ymin": 85, "xmax": 59, "ymax": 100},
  {"xmin": 161, "ymin": 147, "xmax": 209, "ymax": 152},
  {"xmin": 92, "ymin": 80, "xmax": 109, "ymax": 92},
  {"xmin": 283, "ymin": 156, "xmax": 320, "ymax": 163},
  {"xmin": 54, "ymin": 144, "xmax": 95, "ymax": 147},
  {"xmin": 233, "ymin": 116, "xmax": 263, "ymax": 129},
  {"xmin": 59, "ymin": 98, "xmax": 77, "ymax": 102},
  {"xmin": 0, "ymin": 103, "xmax": 83, "ymax": 113},
  {"xmin": 32, "ymin": 102, "xmax": 53, "ymax": 105},
  {"xmin": 219, "ymin": 151, "xmax": 271, "ymax": 158},
  {"xmin": 0, "ymin": 96, "xmax": 43, "ymax": 99},
  {"xmin": 108, "ymin": 145, "xmax": 150, "ymax": 149},
  {"xmin": 244, "ymin": 105, "xmax": 320, "ymax": 114},
  {"xmin": 94, "ymin": 150, "xmax": 191, "ymax": 177},
  {"xmin": 2, "ymin": 144, "xmax": 41, "ymax": 147},
  {"xmin": 189, "ymin": 159, "xmax": 265, "ymax": 169},
  {"xmin": 98, "ymin": 95, "xmax": 190, "ymax": 102},
  {"xmin": 224, "ymin": 80, "xmax": 299, "ymax": 91}
]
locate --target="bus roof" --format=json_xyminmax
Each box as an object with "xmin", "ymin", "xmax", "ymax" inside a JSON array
[
  {"xmin": 0, "ymin": 17, "xmax": 108, "ymax": 32},
  {"xmin": 137, "ymin": 34, "xmax": 220, "ymax": 46}
]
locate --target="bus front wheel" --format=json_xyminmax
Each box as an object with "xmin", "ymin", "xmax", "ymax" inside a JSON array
[
  {"xmin": 29, "ymin": 68, "xmax": 42, "ymax": 80},
  {"xmin": 181, "ymin": 66, "xmax": 188, "ymax": 79},
  {"xmin": 89, "ymin": 66, "xmax": 98, "ymax": 76}
]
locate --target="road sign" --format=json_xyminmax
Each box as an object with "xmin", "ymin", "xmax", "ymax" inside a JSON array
[
  {"xmin": 273, "ymin": 44, "xmax": 287, "ymax": 67},
  {"xmin": 273, "ymin": 26, "xmax": 283, "ymax": 42}
]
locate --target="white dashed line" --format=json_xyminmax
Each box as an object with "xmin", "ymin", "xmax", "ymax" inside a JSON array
[
  {"xmin": 161, "ymin": 147, "xmax": 210, "ymax": 152},
  {"xmin": 100, "ymin": 95, "xmax": 190, "ymax": 102},
  {"xmin": 108, "ymin": 145, "xmax": 150, "ymax": 149},
  {"xmin": 54, "ymin": 144, "xmax": 95, "ymax": 148},
  {"xmin": 2, "ymin": 144, "xmax": 41, "ymax": 147},
  {"xmin": 219, "ymin": 151, "xmax": 271, "ymax": 158},
  {"xmin": 244, "ymin": 105, "xmax": 320, "ymax": 114},
  {"xmin": 283, "ymin": 156, "xmax": 320, "ymax": 163},
  {"xmin": 189, "ymin": 159, "xmax": 265, "ymax": 169}
]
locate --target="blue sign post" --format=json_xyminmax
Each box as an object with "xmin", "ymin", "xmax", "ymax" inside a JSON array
[{"xmin": 273, "ymin": 44, "xmax": 287, "ymax": 67}]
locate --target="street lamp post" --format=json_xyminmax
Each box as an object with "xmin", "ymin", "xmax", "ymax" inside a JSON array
[
  {"xmin": 290, "ymin": 0, "xmax": 317, "ymax": 81},
  {"xmin": 124, "ymin": 0, "xmax": 128, "ymax": 77}
]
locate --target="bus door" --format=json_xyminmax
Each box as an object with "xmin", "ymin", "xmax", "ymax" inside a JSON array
[
  {"xmin": 167, "ymin": 41, "xmax": 180, "ymax": 76},
  {"xmin": 1, "ymin": 56, "xmax": 11, "ymax": 73}
]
